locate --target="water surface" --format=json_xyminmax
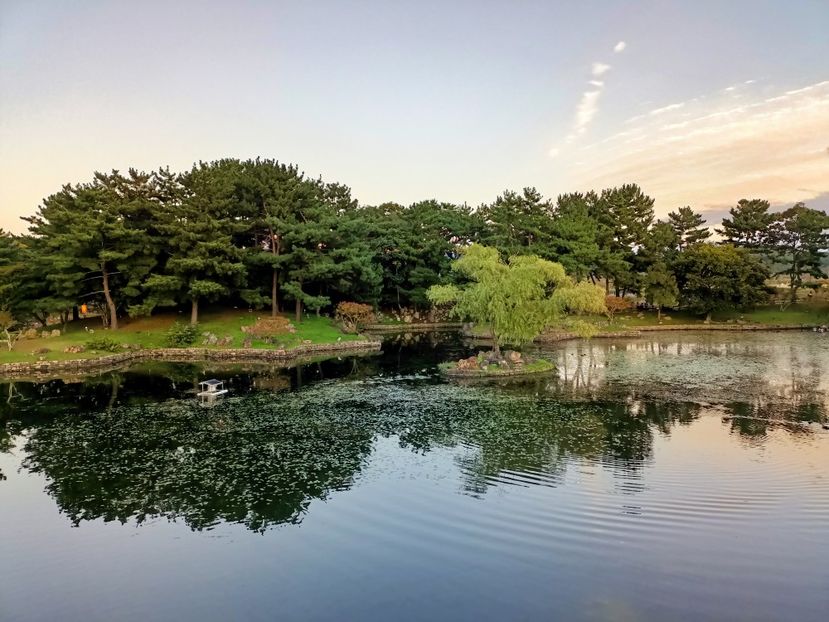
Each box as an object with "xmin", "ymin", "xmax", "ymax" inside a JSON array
[{"xmin": 1, "ymin": 332, "xmax": 827, "ymax": 621}]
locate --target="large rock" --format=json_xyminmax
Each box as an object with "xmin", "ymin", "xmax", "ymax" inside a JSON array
[
  {"xmin": 456, "ymin": 356, "xmax": 480, "ymax": 370},
  {"xmin": 505, "ymin": 350, "xmax": 522, "ymax": 364}
]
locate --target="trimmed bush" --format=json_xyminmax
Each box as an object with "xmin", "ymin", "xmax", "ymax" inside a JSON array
[
  {"xmin": 243, "ymin": 316, "xmax": 295, "ymax": 338},
  {"xmin": 164, "ymin": 322, "xmax": 200, "ymax": 347},
  {"xmin": 85, "ymin": 336, "xmax": 121, "ymax": 352},
  {"xmin": 335, "ymin": 302, "xmax": 375, "ymax": 333}
]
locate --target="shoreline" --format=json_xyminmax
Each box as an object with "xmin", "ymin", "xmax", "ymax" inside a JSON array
[
  {"xmin": 362, "ymin": 322, "xmax": 463, "ymax": 333},
  {"xmin": 0, "ymin": 339, "xmax": 382, "ymax": 380},
  {"xmin": 466, "ymin": 323, "xmax": 824, "ymax": 344},
  {"xmin": 1, "ymin": 322, "xmax": 825, "ymax": 379}
]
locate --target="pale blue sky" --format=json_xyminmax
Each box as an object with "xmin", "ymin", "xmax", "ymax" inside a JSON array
[{"xmin": 1, "ymin": 0, "xmax": 828, "ymax": 232}]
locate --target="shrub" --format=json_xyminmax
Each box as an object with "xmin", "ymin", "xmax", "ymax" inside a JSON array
[
  {"xmin": 164, "ymin": 322, "xmax": 200, "ymax": 347},
  {"xmin": 335, "ymin": 302, "xmax": 375, "ymax": 333},
  {"xmin": 85, "ymin": 336, "xmax": 121, "ymax": 352},
  {"xmin": 243, "ymin": 316, "xmax": 295, "ymax": 338},
  {"xmin": 604, "ymin": 295, "xmax": 634, "ymax": 320}
]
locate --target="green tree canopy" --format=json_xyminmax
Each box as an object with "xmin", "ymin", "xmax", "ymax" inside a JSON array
[
  {"xmin": 548, "ymin": 193, "xmax": 603, "ymax": 281},
  {"xmin": 667, "ymin": 206, "xmax": 711, "ymax": 249},
  {"xmin": 142, "ymin": 161, "xmax": 247, "ymax": 324},
  {"xmin": 427, "ymin": 244, "xmax": 605, "ymax": 354},
  {"xmin": 235, "ymin": 158, "xmax": 308, "ymax": 316},
  {"xmin": 769, "ymin": 203, "xmax": 829, "ymax": 302},
  {"xmin": 716, "ymin": 199, "xmax": 775, "ymax": 252},
  {"xmin": 479, "ymin": 188, "xmax": 554, "ymax": 257},
  {"xmin": 673, "ymin": 244, "xmax": 769, "ymax": 320},
  {"xmin": 22, "ymin": 170, "xmax": 158, "ymax": 329},
  {"xmin": 597, "ymin": 184, "xmax": 655, "ymax": 295},
  {"xmin": 643, "ymin": 262, "xmax": 679, "ymax": 320},
  {"xmin": 361, "ymin": 199, "xmax": 482, "ymax": 309}
]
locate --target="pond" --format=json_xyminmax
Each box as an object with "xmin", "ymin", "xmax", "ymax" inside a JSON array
[{"xmin": 1, "ymin": 331, "xmax": 828, "ymax": 621}]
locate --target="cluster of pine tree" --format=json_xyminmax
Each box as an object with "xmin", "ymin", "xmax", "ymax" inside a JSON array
[{"xmin": 0, "ymin": 158, "xmax": 827, "ymax": 329}]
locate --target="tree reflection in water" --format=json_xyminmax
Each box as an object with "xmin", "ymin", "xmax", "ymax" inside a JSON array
[
  {"xmin": 1, "ymin": 331, "xmax": 827, "ymax": 532},
  {"xmin": 9, "ymin": 375, "xmax": 706, "ymax": 531}
]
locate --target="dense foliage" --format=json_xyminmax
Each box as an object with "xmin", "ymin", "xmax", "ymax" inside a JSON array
[
  {"xmin": 1, "ymin": 158, "xmax": 826, "ymax": 331},
  {"xmin": 427, "ymin": 245, "xmax": 606, "ymax": 350}
]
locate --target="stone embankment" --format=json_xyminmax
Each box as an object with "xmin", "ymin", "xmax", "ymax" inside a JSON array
[
  {"xmin": 363, "ymin": 322, "xmax": 463, "ymax": 333},
  {"xmin": 0, "ymin": 340, "xmax": 381, "ymax": 378}
]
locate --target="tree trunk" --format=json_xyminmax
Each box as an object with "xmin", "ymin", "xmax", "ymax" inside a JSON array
[
  {"xmin": 657, "ymin": 305, "xmax": 662, "ymax": 321},
  {"xmin": 72, "ymin": 306, "xmax": 80, "ymax": 322},
  {"xmin": 295, "ymin": 278, "xmax": 303, "ymax": 323},
  {"xmin": 269, "ymin": 227, "xmax": 280, "ymax": 317},
  {"xmin": 271, "ymin": 268, "xmax": 279, "ymax": 317},
  {"xmin": 705, "ymin": 311, "xmax": 711, "ymax": 323},
  {"xmin": 101, "ymin": 263, "xmax": 118, "ymax": 330},
  {"xmin": 191, "ymin": 298, "xmax": 199, "ymax": 325},
  {"xmin": 492, "ymin": 341, "xmax": 501, "ymax": 358}
]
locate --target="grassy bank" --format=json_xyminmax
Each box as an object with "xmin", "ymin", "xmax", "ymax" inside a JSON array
[
  {"xmin": 0, "ymin": 309, "xmax": 361, "ymax": 364},
  {"xmin": 601, "ymin": 301, "xmax": 829, "ymax": 332},
  {"xmin": 462, "ymin": 302, "xmax": 829, "ymax": 340}
]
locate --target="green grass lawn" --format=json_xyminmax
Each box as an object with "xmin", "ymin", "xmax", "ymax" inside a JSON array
[{"xmin": 0, "ymin": 309, "xmax": 361, "ymax": 365}]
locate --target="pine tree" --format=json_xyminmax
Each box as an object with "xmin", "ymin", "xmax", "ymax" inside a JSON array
[
  {"xmin": 769, "ymin": 203, "xmax": 829, "ymax": 303},
  {"xmin": 716, "ymin": 199, "xmax": 775, "ymax": 252},
  {"xmin": 281, "ymin": 181, "xmax": 378, "ymax": 322},
  {"xmin": 667, "ymin": 206, "xmax": 711, "ymax": 248},
  {"xmin": 549, "ymin": 193, "xmax": 602, "ymax": 281},
  {"xmin": 643, "ymin": 262, "xmax": 679, "ymax": 320},
  {"xmin": 22, "ymin": 172, "xmax": 156, "ymax": 330},
  {"xmin": 235, "ymin": 158, "xmax": 309, "ymax": 316},
  {"xmin": 145, "ymin": 161, "xmax": 247, "ymax": 324},
  {"xmin": 480, "ymin": 188, "xmax": 554, "ymax": 257},
  {"xmin": 597, "ymin": 184, "xmax": 655, "ymax": 295}
]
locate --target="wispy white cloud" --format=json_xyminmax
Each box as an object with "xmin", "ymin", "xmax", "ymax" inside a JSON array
[
  {"xmin": 561, "ymin": 79, "xmax": 829, "ymax": 218},
  {"xmin": 574, "ymin": 90, "xmax": 602, "ymax": 135},
  {"xmin": 591, "ymin": 62, "xmax": 611, "ymax": 77},
  {"xmin": 649, "ymin": 102, "xmax": 685, "ymax": 115},
  {"xmin": 550, "ymin": 48, "xmax": 630, "ymax": 158}
]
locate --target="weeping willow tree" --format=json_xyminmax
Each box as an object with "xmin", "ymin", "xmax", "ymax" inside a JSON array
[{"xmin": 427, "ymin": 244, "xmax": 605, "ymax": 355}]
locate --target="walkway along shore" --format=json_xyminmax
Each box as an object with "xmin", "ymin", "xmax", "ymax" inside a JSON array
[{"xmin": 465, "ymin": 323, "xmax": 825, "ymax": 344}]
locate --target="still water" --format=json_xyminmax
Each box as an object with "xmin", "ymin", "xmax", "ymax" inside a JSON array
[{"xmin": 1, "ymin": 332, "xmax": 827, "ymax": 621}]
